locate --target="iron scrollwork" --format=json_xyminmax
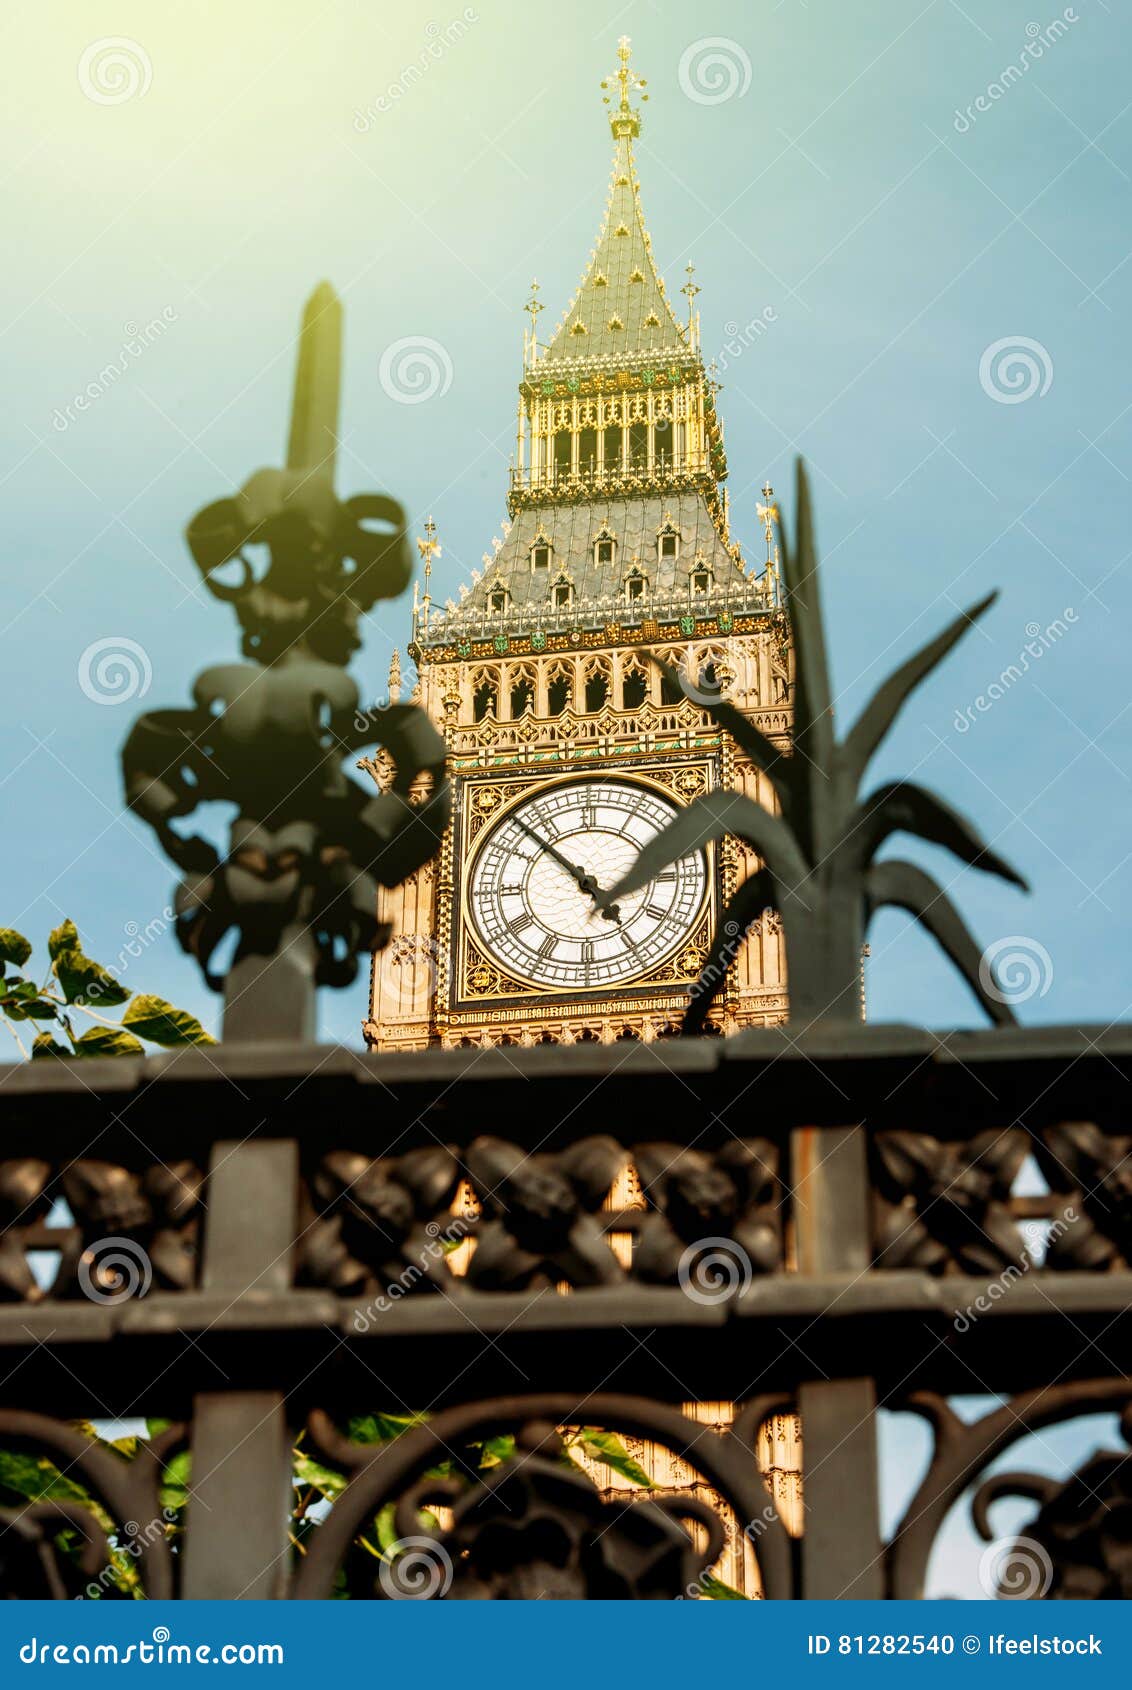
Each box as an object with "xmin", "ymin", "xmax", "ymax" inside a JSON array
[
  {"xmin": 887, "ymin": 1381, "xmax": 1132, "ymax": 1599},
  {"xmin": 0, "ymin": 1412, "xmax": 185, "ymax": 1599},
  {"xmin": 291, "ymin": 1394, "xmax": 793, "ymax": 1599}
]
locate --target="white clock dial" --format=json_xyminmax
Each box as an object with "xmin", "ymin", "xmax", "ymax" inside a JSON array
[{"xmin": 468, "ymin": 779, "xmax": 707, "ymax": 991}]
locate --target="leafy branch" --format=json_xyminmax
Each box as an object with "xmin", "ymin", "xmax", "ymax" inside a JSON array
[{"xmin": 0, "ymin": 920, "xmax": 214, "ymax": 1061}]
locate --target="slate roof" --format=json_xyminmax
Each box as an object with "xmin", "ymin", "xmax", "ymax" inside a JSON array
[
  {"xmin": 460, "ymin": 492, "xmax": 744, "ymax": 616},
  {"xmin": 540, "ymin": 133, "xmax": 688, "ymax": 365}
]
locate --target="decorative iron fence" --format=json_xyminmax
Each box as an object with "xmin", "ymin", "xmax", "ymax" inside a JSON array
[{"xmin": 2, "ymin": 1024, "xmax": 1130, "ymax": 1599}]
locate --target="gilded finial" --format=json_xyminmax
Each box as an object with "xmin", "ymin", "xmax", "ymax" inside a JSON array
[
  {"xmin": 757, "ymin": 483, "xmax": 782, "ymax": 602},
  {"xmin": 417, "ymin": 516, "xmax": 441, "ymax": 578},
  {"xmin": 416, "ymin": 516, "xmax": 440, "ymax": 635},
  {"xmin": 681, "ymin": 261, "xmax": 701, "ymax": 325},
  {"xmin": 600, "ymin": 35, "xmax": 648, "ymax": 138}
]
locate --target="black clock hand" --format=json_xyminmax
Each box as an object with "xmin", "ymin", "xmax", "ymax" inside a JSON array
[
  {"xmin": 513, "ymin": 815, "xmax": 589, "ymax": 886},
  {"xmin": 513, "ymin": 816, "xmax": 622, "ymax": 924}
]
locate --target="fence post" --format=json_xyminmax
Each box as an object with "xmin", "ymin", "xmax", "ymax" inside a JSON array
[
  {"xmin": 792, "ymin": 1123, "xmax": 884, "ymax": 1599},
  {"xmin": 180, "ymin": 1140, "xmax": 298, "ymax": 1599}
]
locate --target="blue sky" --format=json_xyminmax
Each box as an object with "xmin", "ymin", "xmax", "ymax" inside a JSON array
[{"xmin": 2, "ymin": 0, "xmax": 1129, "ymax": 1598}]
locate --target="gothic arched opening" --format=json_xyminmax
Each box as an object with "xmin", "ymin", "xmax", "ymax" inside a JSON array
[
  {"xmin": 547, "ymin": 664, "xmax": 572, "ymax": 715},
  {"xmin": 622, "ymin": 662, "xmax": 648, "ymax": 709},
  {"xmin": 473, "ymin": 673, "xmax": 498, "ymax": 721}
]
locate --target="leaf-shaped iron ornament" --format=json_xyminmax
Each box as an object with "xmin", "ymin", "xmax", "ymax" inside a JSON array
[
  {"xmin": 607, "ymin": 459, "xmax": 1027, "ymax": 1030},
  {"xmin": 121, "ymin": 285, "xmax": 449, "ymax": 1031}
]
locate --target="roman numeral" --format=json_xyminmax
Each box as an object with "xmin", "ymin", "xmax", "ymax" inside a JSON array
[
  {"xmin": 537, "ymin": 934, "xmax": 558, "ymax": 960},
  {"xmin": 644, "ymin": 902, "xmax": 668, "ymax": 921},
  {"xmin": 508, "ymin": 912, "xmax": 534, "ymax": 935},
  {"xmin": 655, "ymin": 869, "xmax": 676, "ymax": 882}
]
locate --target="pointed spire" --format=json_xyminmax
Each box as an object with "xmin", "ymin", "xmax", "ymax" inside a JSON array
[
  {"xmin": 542, "ymin": 41, "xmax": 684, "ymax": 364},
  {"xmin": 387, "ymin": 647, "xmax": 402, "ymax": 704}
]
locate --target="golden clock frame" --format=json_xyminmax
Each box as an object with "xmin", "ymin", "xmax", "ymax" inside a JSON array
[{"xmin": 434, "ymin": 751, "xmax": 732, "ymax": 1043}]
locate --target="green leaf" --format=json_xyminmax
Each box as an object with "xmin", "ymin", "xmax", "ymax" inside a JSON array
[
  {"xmin": 293, "ymin": 1451, "xmax": 347, "ymax": 1500},
  {"xmin": 162, "ymin": 1449, "xmax": 191, "ymax": 1488},
  {"xmin": 577, "ymin": 1428, "xmax": 656, "ymax": 1489},
  {"xmin": 146, "ymin": 1418, "xmax": 173, "ymax": 1439},
  {"xmin": 374, "ymin": 1500, "xmax": 399, "ymax": 1554},
  {"xmin": 157, "ymin": 1448, "xmax": 191, "ymax": 1515},
  {"xmin": 699, "ymin": 1573, "xmax": 749, "ymax": 1600},
  {"xmin": 47, "ymin": 920, "xmax": 80, "ymax": 961},
  {"xmin": 73, "ymin": 1025, "xmax": 145, "ymax": 1059},
  {"xmin": 121, "ymin": 994, "xmax": 215, "ymax": 1047},
  {"xmin": 348, "ymin": 1412, "xmax": 426, "ymax": 1445},
  {"xmin": 374, "ymin": 1499, "xmax": 438, "ymax": 1554},
  {"xmin": 477, "ymin": 1435, "xmax": 515, "ymax": 1470},
  {"xmin": 53, "ymin": 949, "xmax": 130, "ymax": 1007},
  {"xmin": 2, "ymin": 984, "xmax": 57, "ymax": 1022},
  {"xmin": 0, "ymin": 1449, "xmax": 112, "ymax": 1533},
  {"xmin": 32, "ymin": 1033, "xmax": 72, "ymax": 1060},
  {"xmin": 0, "ymin": 929, "xmax": 32, "ymax": 969}
]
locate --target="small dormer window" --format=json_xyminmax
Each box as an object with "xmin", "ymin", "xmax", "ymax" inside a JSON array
[
  {"xmin": 644, "ymin": 312, "xmax": 660, "ymax": 327},
  {"xmin": 691, "ymin": 568, "xmax": 711, "ymax": 594},
  {"xmin": 614, "ymin": 223, "xmax": 630, "ymax": 237},
  {"xmin": 659, "ymin": 530, "xmax": 679, "ymax": 561},
  {"xmin": 489, "ymin": 588, "xmax": 508, "ymax": 612},
  {"xmin": 625, "ymin": 571, "xmax": 646, "ymax": 603},
  {"xmin": 629, "ymin": 268, "xmax": 645, "ymax": 283},
  {"xmin": 595, "ymin": 537, "xmax": 616, "ymax": 567},
  {"xmin": 593, "ymin": 272, "xmax": 608, "ymax": 287},
  {"xmin": 552, "ymin": 578, "xmax": 574, "ymax": 609},
  {"xmin": 531, "ymin": 543, "xmax": 550, "ymax": 572},
  {"xmin": 607, "ymin": 314, "xmax": 624, "ymax": 332},
  {"xmin": 570, "ymin": 320, "xmax": 587, "ymax": 336}
]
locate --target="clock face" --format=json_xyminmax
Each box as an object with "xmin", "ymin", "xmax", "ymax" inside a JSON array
[{"xmin": 468, "ymin": 778, "xmax": 707, "ymax": 991}]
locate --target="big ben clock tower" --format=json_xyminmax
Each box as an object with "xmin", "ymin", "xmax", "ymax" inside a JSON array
[{"xmin": 364, "ymin": 38, "xmax": 793, "ymax": 1054}]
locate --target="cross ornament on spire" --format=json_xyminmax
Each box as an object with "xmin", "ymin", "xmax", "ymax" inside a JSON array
[
  {"xmin": 417, "ymin": 516, "xmax": 441, "ymax": 578},
  {"xmin": 757, "ymin": 482, "xmax": 782, "ymax": 600},
  {"xmin": 600, "ymin": 36, "xmax": 648, "ymax": 137},
  {"xmin": 682, "ymin": 261, "xmax": 701, "ymax": 325},
  {"xmin": 417, "ymin": 516, "xmax": 440, "ymax": 633}
]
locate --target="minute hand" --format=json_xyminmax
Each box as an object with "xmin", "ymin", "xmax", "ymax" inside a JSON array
[{"xmin": 514, "ymin": 817, "xmax": 621, "ymax": 924}]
